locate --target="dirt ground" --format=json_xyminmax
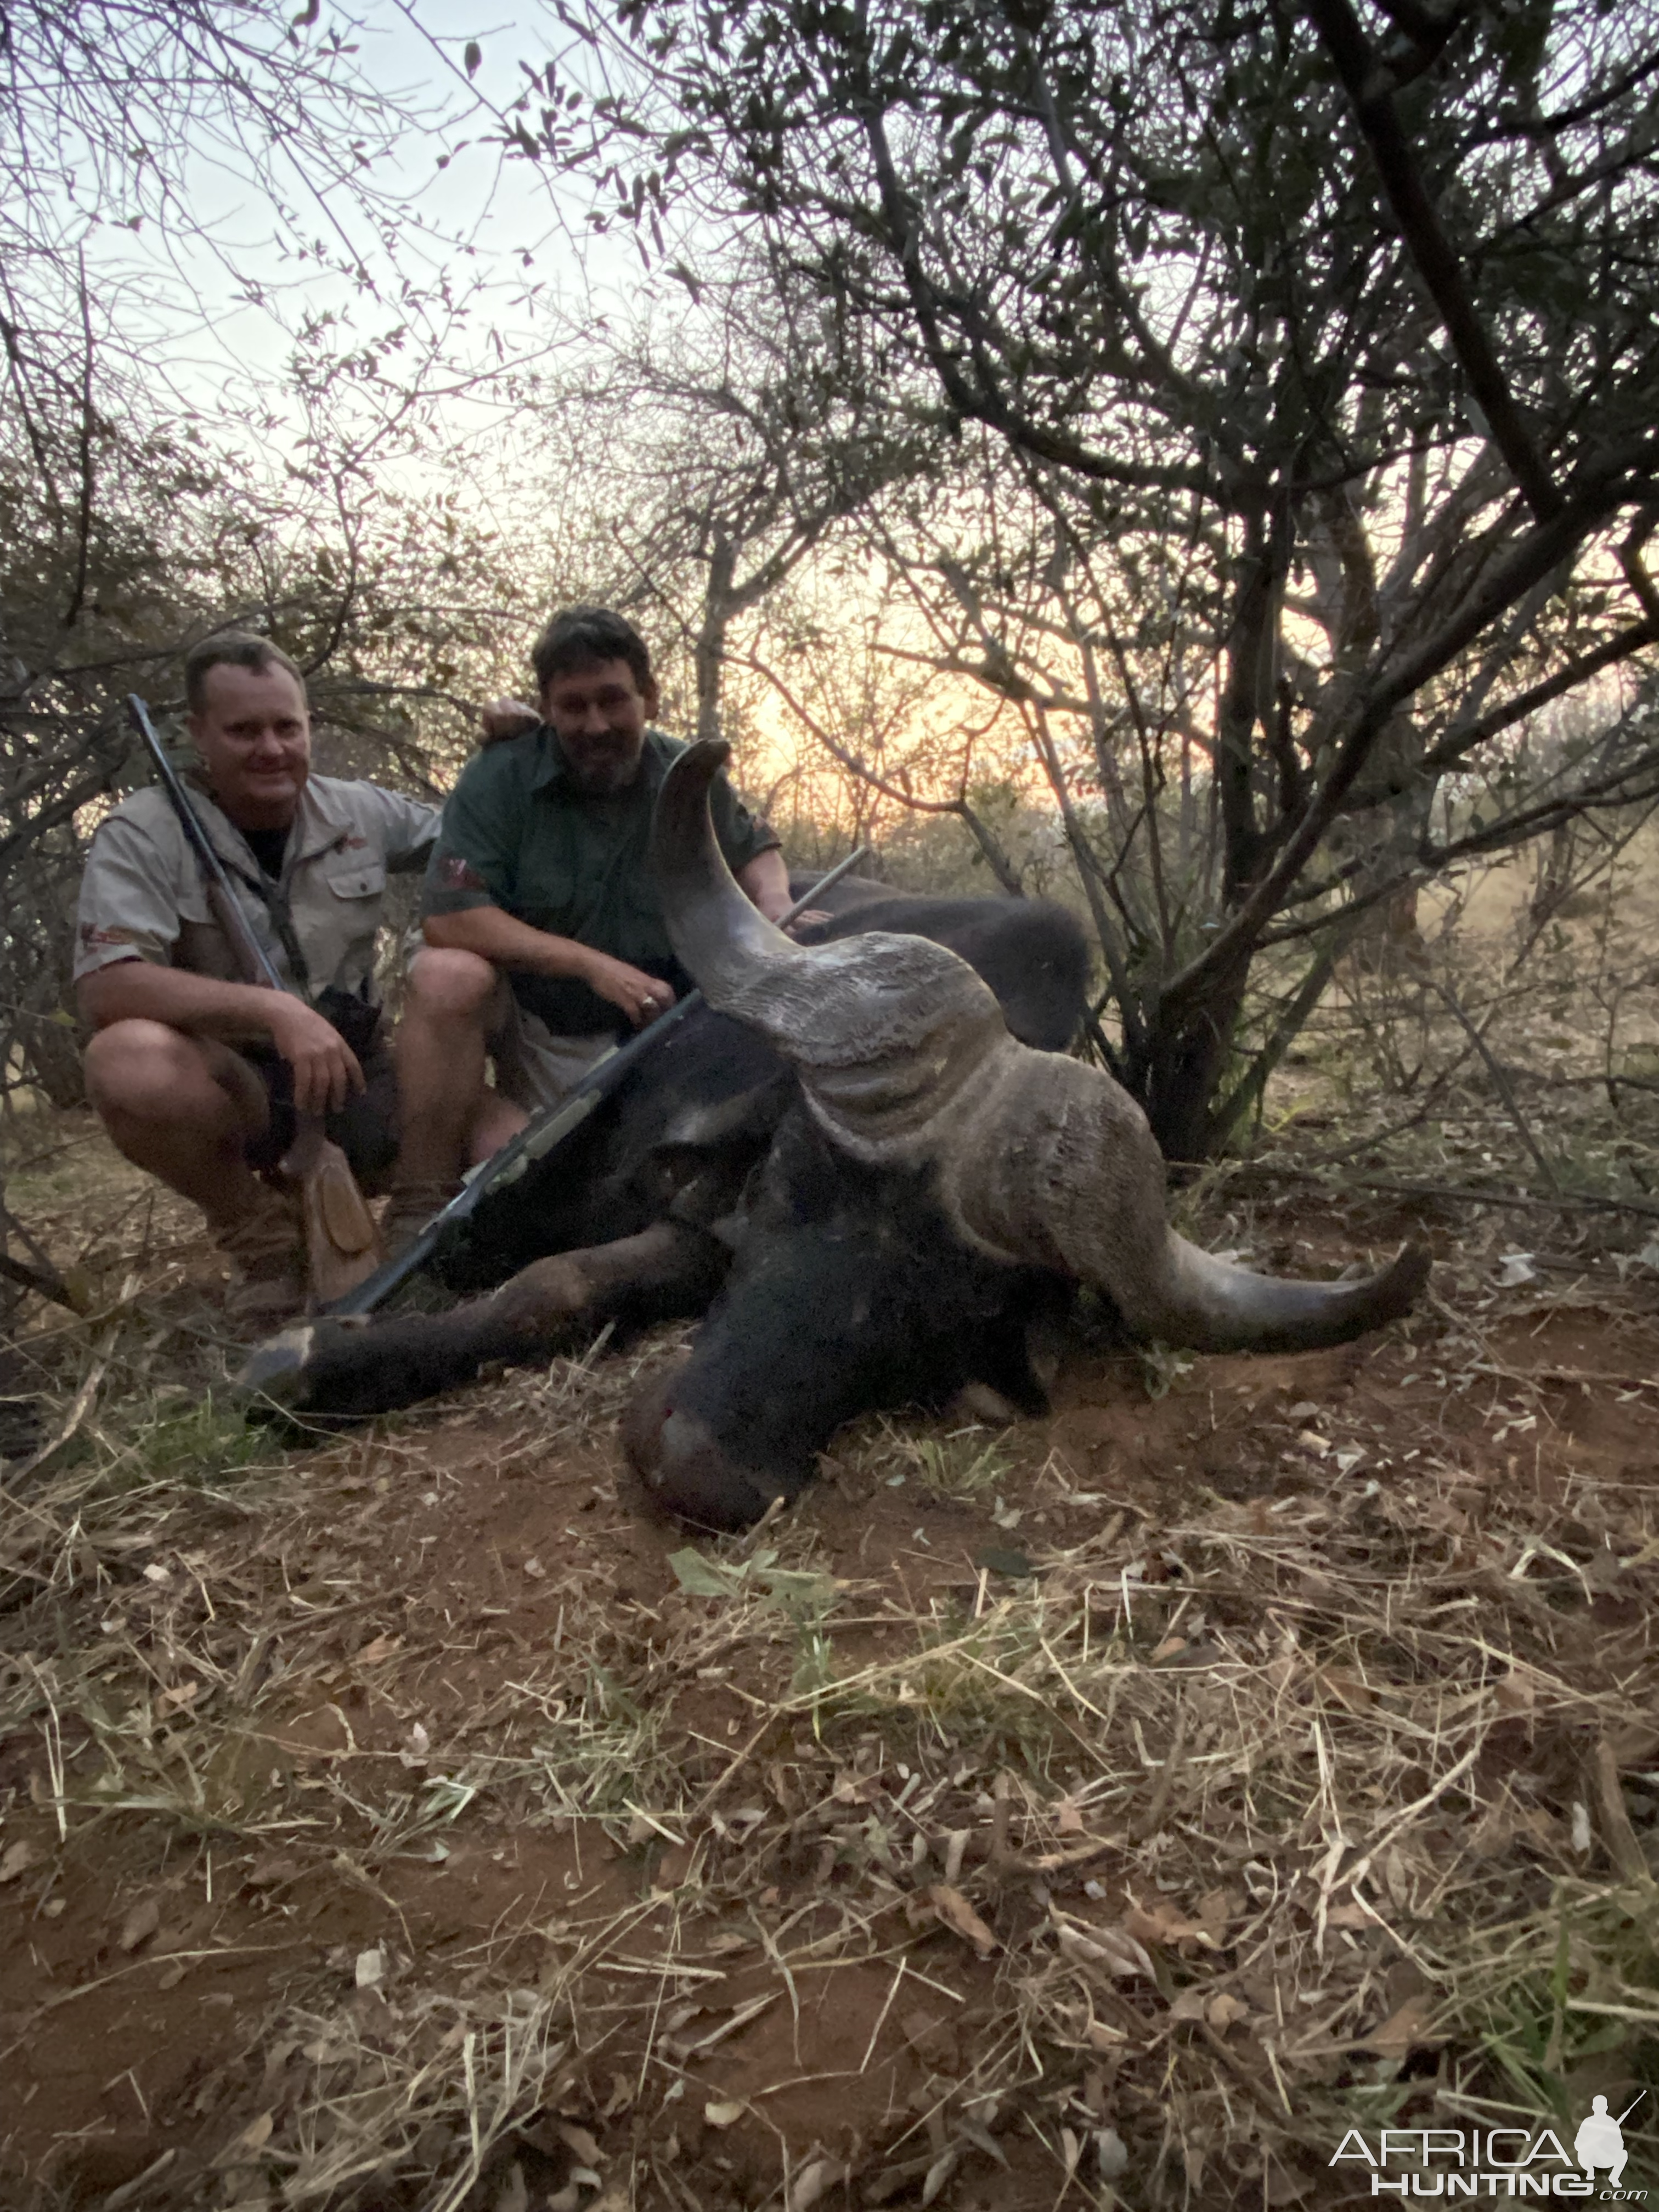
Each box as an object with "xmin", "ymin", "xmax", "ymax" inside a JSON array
[{"xmin": 1, "ymin": 1115, "xmax": 1657, "ymax": 2210}]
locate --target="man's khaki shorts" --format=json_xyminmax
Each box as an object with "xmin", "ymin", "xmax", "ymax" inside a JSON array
[{"xmin": 488, "ymin": 983, "xmax": 618, "ymax": 1113}]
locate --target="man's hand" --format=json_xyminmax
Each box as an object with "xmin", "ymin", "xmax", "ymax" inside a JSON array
[
  {"xmin": 478, "ymin": 697, "xmax": 539, "ymax": 747},
  {"xmin": 582, "ymin": 953, "xmax": 677, "ymax": 1030},
  {"xmin": 265, "ymin": 997, "xmax": 365, "ymax": 1115}
]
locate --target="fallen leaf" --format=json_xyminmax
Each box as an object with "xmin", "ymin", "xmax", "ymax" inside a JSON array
[
  {"xmin": 921, "ymin": 2148, "xmax": 958, "ymax": 2208},
  {"xmin": 1324, "ymin": 1903, "xmax": 1373, "ymax": 1929},
  {"xmin": 119, "ymin": 1896, "xmax": 161, "ymax": 1951},
  {"xmin": 703, "ymin": 2101, "xmax": 744, "ymax": 2128},
  {"xmin": 490, "ymin": 2161, "xmax": 529, "ymax": 2212},
  {"xmin": 1361, "ymin": 1993, "xmax": 1444, "ymax": 2060},
  {"xmin": 1194, "ymin": 1887, "xmax": 1233, "ymax": 1944},
  {"xmin": 1495, "ymin": 1668, "xmax": 1536, "ymax": 1716},
  {"xmin": 158, "ymin": 1679, "xmax": 200, "ymax": 1713},
  {"xmin": 1096, "ymin": 2128, "xmax": 1128, "ymax": 2180},
  {"xmin": 523, "ymin": 1557, "xmax": 546, "ymax": 1580},
  {"xmin": 558, "ymin": 2124, "xmax": 602, "ymax": 2167},
  {"xmin": 1207, "ymin": 1992, "xmax": 1249, "ymax": 2030},
  {"xmin": 929, "ymin": 1882, "xmax": 997, "ymax": 1956},
  {"xmin": 1469, "ymin": 1804, "xmax": 1514, "ymax": 1858},
  {"xmin": 1054, "ymin": 1796, "xmax": 1084, "ymax": 1836},
  {"xmin": 1124, "ymin": 1897, "xmax": 1213, "ymax": 1949},
  {"xmin": 1381, "ymin": 1844, "xmax": 1413, "ymax": 1912},
  {"xmin": 1057, "ymin": 1921, "xmax": 1156, "ymax": 1979},
  {"xmin": 790, "ymin": 2158, "xmax": 847, "ymax": 2212},
  {"xmin": 215, "ymin": 2108, "xmax": 274, "ymax": 2166},
  {"xmin": 353, "ymin": 1634, "xmax": 402, "ymax": 1669},
  {"xmin": 0, "ymin": 1841, "xmax": 37, "ymax": 1884},
  {"xmin": 354, "ymin": 1946, "xmax": 384, "ymax": 1987}
]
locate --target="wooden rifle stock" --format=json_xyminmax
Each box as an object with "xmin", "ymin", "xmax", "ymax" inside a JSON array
[{"xmin": 126, "ymin": 695, "xmax": 382, "ymax": 1305}]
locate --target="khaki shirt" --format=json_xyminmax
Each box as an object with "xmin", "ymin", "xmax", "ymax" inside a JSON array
[{"xmin": 74, "ymin": 774, "xmax": 439, "ymax": 1002}]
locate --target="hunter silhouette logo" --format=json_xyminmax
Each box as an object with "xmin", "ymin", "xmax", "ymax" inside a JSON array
[{"xmin": 1577, "ymin": 2095, "xmax": 1643, "ymax": 2192}]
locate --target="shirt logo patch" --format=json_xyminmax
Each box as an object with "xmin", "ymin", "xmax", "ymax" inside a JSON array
[{"xmin": 438, "ymin": 855, "xmax": 488, "ymax": 891}]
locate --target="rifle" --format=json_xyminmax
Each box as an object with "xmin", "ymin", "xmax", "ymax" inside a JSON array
[
  {"xmin": 126, "ymin": 695, "xmax": 383, "ymax": 1305},
  {"xmin": 327, "ymin": 844, "xmax": 871, "ymax": 1318}
]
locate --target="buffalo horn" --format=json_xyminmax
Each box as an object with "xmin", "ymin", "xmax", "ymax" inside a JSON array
[{"xmin": 652, "ymin": 743, "xmax": 1427, "ymax": 1353}]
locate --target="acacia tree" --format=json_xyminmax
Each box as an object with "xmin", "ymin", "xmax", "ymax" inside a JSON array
[
  {"xmin": 516, "ymin": 0, "xmax": 1659, "ymax": 1156},
  {"xmin": 506, "ymin": 243, "xmax": 925, "ymax": 770},
  {"xmin": 0, "ymin": 2, "xmax": 548, "ymax": 1310}
]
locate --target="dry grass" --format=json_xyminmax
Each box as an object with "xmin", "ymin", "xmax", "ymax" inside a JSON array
[{"xmin": 1, "ymin": 1210, "xmax": 1655, "ymax": 2210}]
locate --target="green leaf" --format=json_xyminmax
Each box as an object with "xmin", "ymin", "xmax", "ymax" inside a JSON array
[{"xmin": 668, "ymin": 1548, "xmax": 747, "ymax": 1598}]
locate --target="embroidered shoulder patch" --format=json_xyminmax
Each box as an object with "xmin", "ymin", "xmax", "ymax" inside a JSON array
[
  {"xmin": 437, "ymin": 854, "xmax": 488, "ymax": 891},
  {"xmin": 80, "ymin": 923, "xmax": 142, "ymax": 948}
]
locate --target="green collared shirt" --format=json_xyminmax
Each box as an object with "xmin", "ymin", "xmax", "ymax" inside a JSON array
[{"xmin": 423, "ymin": 726, "xmax": 779, "ymax": 1034}]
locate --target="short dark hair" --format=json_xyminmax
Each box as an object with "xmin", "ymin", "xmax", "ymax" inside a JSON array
[
  {"xmin": 184, "ymin": 631, "xmax": 305, "ymax": 714},
  {"xmin": 531, "ymin": 607, "xmax": 654, "ymax": 697}
]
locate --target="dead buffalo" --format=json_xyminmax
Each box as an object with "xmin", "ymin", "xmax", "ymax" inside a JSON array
[{"xmin": 241, "ymin": 742, "xmax": 1427, "ymax": 1530}]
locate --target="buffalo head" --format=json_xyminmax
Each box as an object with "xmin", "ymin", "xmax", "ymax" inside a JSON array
[{"xmin": 625, "ymin": 741, "xmax": 1428, "ymax": 1528}]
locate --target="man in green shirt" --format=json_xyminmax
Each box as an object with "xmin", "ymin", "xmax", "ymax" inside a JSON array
[{"xmin": 386, "ymin": 607, "xmax": 791, "ymax": 1239}]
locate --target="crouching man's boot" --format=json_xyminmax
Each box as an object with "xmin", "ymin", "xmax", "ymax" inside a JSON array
[
  {"xmin": 215, "ymin": 1184, "xmax": 308, "ymax": 1329},
  {"xmin": 378, "ymin": 1180, "xmax": 461, "ymax": 1262}
]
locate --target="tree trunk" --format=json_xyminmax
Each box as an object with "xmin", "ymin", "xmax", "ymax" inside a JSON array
[
  {"xmin": 694, "ymin": 535, "xmax": 738, "ymax": 747},
  {"xmin": 1128, "ymin": 950, "xmax": 1255, "ymax": 1163}
]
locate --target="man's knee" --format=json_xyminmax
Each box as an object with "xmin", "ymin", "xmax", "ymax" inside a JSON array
[
  {"xmin": 85, "ymin": 1020, "xmax": 200, "ymax": 1114},
  {"xmin": 405, "ymin": 947, "xmax": 499, "ymax": 1025},
  {"xmin": 85, "ymin": 1020, "xmax": 259, "ymax": 1131}
]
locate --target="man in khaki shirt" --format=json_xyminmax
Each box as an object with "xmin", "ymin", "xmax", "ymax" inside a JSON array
[{"xmin": 76, "ymin": 633, "xmax": 441, "ymax": 1321}]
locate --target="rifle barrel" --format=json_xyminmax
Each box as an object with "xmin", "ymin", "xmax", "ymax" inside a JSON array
[
  {"xmin": 323, "ymin": 843, "xmax": 871, "ymax": 1318},
  {"xmin": 126, "ymin": 695, "xmax": 287, "ymax": 994}
]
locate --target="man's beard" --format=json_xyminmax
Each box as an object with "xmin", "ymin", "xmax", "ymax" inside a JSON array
[{"xmin": 560, "ymin": 735, "xmax": 643, "ymax": 795}]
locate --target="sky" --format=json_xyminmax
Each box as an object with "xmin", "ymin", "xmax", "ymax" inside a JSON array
[{"xmin": 77, "ymin": 0, "xmax": 649, "ymax": 448}]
